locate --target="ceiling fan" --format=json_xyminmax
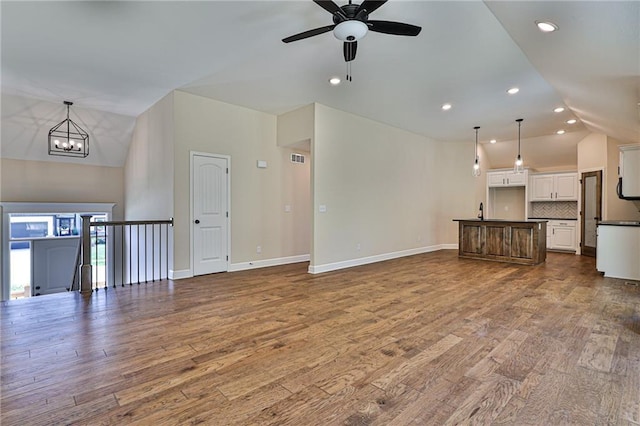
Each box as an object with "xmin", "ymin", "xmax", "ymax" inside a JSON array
[{"xmin": 282, "ymin": 0, "xmax": 422, "ymax": 63}]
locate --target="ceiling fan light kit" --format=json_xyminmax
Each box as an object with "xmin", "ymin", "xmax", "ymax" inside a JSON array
[{"xmin": 333, "ymin": 20, "xmax": 368, "ymax": 41}]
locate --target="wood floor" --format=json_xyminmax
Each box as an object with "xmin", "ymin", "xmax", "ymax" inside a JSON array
[{"xmin": 1, "ymin": 250, "xmax": 639, "ymax": 425}]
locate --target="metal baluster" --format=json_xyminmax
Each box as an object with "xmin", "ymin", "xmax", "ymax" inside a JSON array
[
  {"xmin": 121, "ymin": 225, "xmax": 125, "ymax": 287},
  {"xmin": 159, "ymin": 224, "xmax": 161, "ymax": 280},
  {"xmin": 144, "ymin": 224, "xmax": 148, "ymax": 283},
  {"xmin": 111, "ymin": 224, "xmax": 115, "ymax": 288},
  {"xmin": 165, "ymin": 222, "xmax": 169, "ymax": 280},
  {"xmin": 129, "ymin": 225, "xmax": 132, "ymax": 286},
  {"xmin": 102, "ymin": 225, "xmax": 107, "ymax": 290},
  {"xmin": 137, "ymin": 224, "xmax": 140, "ymax": 285},
  {"xmin": 152, "ymin": 224, "xmax": 155, "ymax": 282},
  {"xmin": 92, "ymin": 225, "xmax": 97, "ymax": 291}
]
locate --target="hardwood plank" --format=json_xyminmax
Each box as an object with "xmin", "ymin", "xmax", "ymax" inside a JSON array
[{"xmin": 1, "ymin": 250, "xmax": 639, "ymax": 425}]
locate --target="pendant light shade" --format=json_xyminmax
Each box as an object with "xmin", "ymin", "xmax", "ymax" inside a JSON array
[
  {"xmin": 472, "ymin": 126, "xmax": 481, "ymax": 177},
  {"xmin": 48, "ymin": 101, "xmax": 89, "ymax": 158},
  {"xmin": 514, "ymin": 118, "xmax": 524, "ymax": 174}
]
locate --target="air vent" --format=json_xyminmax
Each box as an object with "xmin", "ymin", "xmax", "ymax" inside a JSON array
[{"xmin": 291, "ymin": 153, "xmax": 305, "ymax": 164}]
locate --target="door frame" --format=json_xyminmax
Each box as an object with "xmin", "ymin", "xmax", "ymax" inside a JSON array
[
  {"xmin": 189, "ymin": 151, "xmax": 231, "ymax": 276},
  {"xmin": 580, "ymin": 169, "xmax": 602, "ymax": 257}
]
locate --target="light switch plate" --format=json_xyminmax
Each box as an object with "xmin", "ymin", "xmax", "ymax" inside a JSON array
[
  {"xmin": 319, "ymin": 205, "xmax": 327, "ymax": 213},
  {"xmin": 257, "ymin": 160, "xmax": 267, "ymax": 168}
]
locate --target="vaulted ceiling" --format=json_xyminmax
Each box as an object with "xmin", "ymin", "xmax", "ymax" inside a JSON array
[{"xmin": 1, "ymin": 1, "xmax": 638, "ymax": 168}]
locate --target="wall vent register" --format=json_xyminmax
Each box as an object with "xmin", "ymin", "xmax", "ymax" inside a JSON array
[{"xmin": 291, "ymin": 153, "xmax": 305, "ymax": 164}]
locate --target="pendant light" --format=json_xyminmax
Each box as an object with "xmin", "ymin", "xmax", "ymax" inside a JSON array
[
  {"xmin": 514, "ymin": 118, "xmax": 524, "ymax": 174},
  {"xmin": 48, "ymin": 101, "xmax": 89, "ymax": 158},
  {"xmin": 472, "ymin": 126, "xmax": 481, "ymax": 177}
]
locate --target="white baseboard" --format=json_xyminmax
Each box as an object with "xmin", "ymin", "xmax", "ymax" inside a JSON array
[
  {"xmin": 169, "ymin": 269, "xmax": 193, "ymax": 280},
  {"xmin": 441, "ymin": 244, "xmax": 459, "ymax": 250},
  {"xmin": 229, "ymin": 254, "xmax": 310, "ymax": 272},
  {"xmin": 308, "ymin": 244, "xmax": 451, "ymax": 274}
]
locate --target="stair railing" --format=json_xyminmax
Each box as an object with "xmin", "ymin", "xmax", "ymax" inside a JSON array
[{"xmin": 79, "ymin": 215, "xmax": 173, "ymax": 293}]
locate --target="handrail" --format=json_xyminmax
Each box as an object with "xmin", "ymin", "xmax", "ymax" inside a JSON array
[
  {"xmin": 80, "ymin": 217, "xmax": 173, "ymax": 293},
  {"xmin": 90, "ymin": 219, "xmax": 174, "ymax": 226}
]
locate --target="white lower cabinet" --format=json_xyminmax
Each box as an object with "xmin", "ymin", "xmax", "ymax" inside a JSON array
[
  {"xmin": 547, "ymin": 220, "xmax": 577, "ymax": 251},
  {"xmin": 597, "ymin": 224, "xmax": 640, "ymax": 280}
]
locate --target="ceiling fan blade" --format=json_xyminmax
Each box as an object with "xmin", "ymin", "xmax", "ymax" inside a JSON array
[
  {"xmin": 313, "ymin": 0, "xmax": 342, "ymax": 14},
  {"xmin": 282, "ymin": 24, "xmax": 336, "ymax": 43},
  {"xmin": 368, "ymin": 20, "xmax": 422, "ymax": 36},
  {"xmin": 343, "ymin": 41, "xmax": 357, "ymax": 62},
  {"xmin": 356, "ymin": 0, "xmax": 387, "ymax": 15}
]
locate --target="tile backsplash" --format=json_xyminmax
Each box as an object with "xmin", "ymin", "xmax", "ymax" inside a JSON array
[{"xmin": 530, "ymin": 201, "xmax": 578, "ymax": 219}]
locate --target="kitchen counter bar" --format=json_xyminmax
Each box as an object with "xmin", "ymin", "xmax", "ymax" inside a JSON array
[
  {"xmin": 453, "ymin": 219, "xmax": 547, "ymax": 265},
  {"xmin": 597, "ymin": 221, "xmax": 640, "ymax": 227}
]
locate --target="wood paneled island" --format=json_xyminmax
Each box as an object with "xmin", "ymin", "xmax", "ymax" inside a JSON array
[{"xmin": 453, "ymin": 219, "xmax": 547, "ymax": 265}]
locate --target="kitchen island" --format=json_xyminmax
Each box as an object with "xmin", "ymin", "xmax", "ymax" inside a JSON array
[{"xmin": 453, "ymin": 219, "xmax": 547, "ymax": 265}]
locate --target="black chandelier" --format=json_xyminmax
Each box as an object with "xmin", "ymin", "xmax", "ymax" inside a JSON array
[{"xmin": 48, "ymin": 101, "xmax": 89, "ymax": 158}]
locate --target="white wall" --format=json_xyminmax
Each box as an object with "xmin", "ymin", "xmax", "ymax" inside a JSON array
[
  {"xmin": 125, "ymin": 92, "xmax": 175, "ymax": 221},
  {"xmin": 172, "ymin": 91, "xmax": 311, "ymax": 274},
  {"xmin": 1, "ymin": 158, "xmax": 124, "ymax": 220},
  {"xmin": 606, "ymin": 137, "xmax": 640, "ymax": 220},
  {"xmin": 277, "ymin": 104, "xmax": 314, "ymax": 148},
  {"xmin": 310, "ymin": 104, "xmax": 477, "ymax": 272},
  {"xmin": 577, "ymin": 133, "xmax": 640, "ymax": 221},
  {"xmin": 437, "ymin": 141, "xmax": 487, "ymax": 244}
]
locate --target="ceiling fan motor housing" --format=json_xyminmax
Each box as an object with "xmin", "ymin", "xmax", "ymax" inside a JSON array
[{"xmin": 333, "ymin": 4, "xmax": 369, "ymax": 42}]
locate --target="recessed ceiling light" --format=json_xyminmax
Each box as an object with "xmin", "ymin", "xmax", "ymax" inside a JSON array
[
  {"xmin": 536, "ymin": 21, "xmax": 558, "ymax": 33},
  {"xmin": 490, "ymin": 139, "xmax": 497, "ymax": 144},
  {"xmin": 441, "ymin": 103, "xmax": 452, "ymax": 111},
  {"xmin": 554, "ymin": 107, "xmax": 565, "ymax": 113},
  {"xmin": 566, "ymin": 119, "xmax": 577, "ymax": 124},
  {"xmin": 556, "ymin": 130, "xmax": 566, "ymax": 135},
  {"xmin": 507, "ymin": 87, "xmax": 519, "ymax": 95},
  {"xmin": 329, "ymin": 77, "xmax": 341, "ymax": 85}
]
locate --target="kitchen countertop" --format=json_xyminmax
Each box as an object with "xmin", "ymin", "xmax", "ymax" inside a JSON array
[
  {"xmin": 453, "ymin": 218, "xmax": 548, "ymax": 223},
  {"xmin": 528, "ymin": 217, "xmax": 576, "ymax": 221},
  {"xmin": 597, "ymin": 220, "xmax": 640, "ymax": 227}
]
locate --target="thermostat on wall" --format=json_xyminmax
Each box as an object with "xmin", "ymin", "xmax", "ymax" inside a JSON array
[{"xmin": 257, "ymin": 160, "xmax": 267, "ymax": 168}]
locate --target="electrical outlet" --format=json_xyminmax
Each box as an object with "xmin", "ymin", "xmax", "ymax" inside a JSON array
[
  {"xmin": 256, "ymin": 246, "xmax": 261, "ymax": 254},
  {"xmin": 356, "ymin": 243, "xmax": 361, "ymax": 251}
]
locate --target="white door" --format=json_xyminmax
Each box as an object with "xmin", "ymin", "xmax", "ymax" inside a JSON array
[
  {"xmin": 192, "ymin": 154, "xmax": 229, "ymax": 276},
  {"xmin": 32, "ymin": 237, "xmax": 80, "ymax": 296}
]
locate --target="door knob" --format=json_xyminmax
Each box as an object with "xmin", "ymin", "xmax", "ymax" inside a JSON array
[{"xmin": 194, "ymin": 219, "xmax": 200, "ymax": 224}]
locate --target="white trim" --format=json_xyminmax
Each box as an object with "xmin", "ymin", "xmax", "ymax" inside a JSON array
[
  {"xmin": 308, "ymin": 245, "xmax": 447, "ymax": 274},
  {"xmin": 190, "ymin": 151, "xmax": 231, "ymax": 276},
  {"xmin": 0, "ymin": 202, "xmax": 115, "ymax": 213},
  {"xmin": 169, "ymin": 269, "xmax": 193, "ymax": 280},
  {"xmin": 440, "ymin": 244, "xmax": 459, "ymax": 250},
  {"xmin": 229, "ymin": 254, "xmax": 310, "ymax": 272}
]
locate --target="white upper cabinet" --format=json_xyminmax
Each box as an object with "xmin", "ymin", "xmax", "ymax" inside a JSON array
[
  {"xmin": 530, "ymin": 173, "xmax": 578, "ymax": 201},
  {"xmin": 487, "ymin": 170, "xmax": 528, "ymax": 187}
]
